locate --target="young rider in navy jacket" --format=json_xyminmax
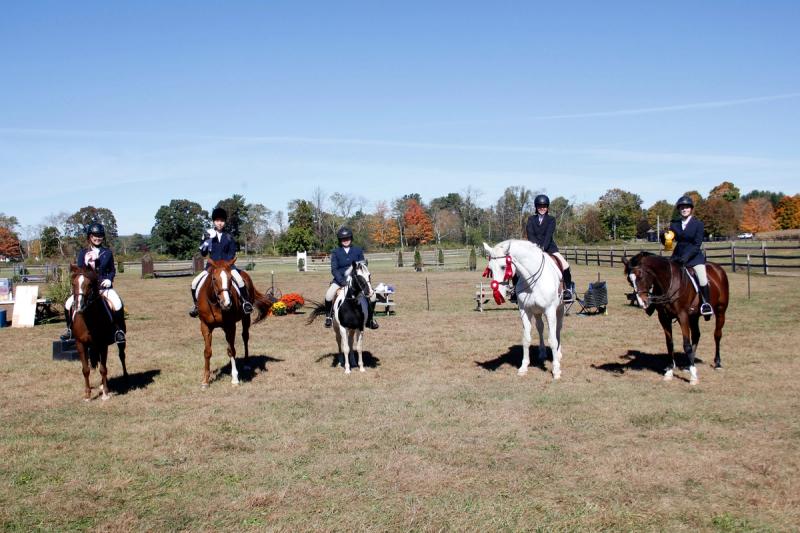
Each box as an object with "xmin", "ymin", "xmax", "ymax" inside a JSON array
[
  {"xmin": 61, "ymin": 223, "xmax": 126, "ymax": 343},
  {"xmin": 323, "ymin": 227, "xmax": 378, "ymax": 329},
  {"xmin": 189, "ymin": 207, "xmax": 253, "ymax": 317},
  {"xmin": 664, "ymin": 195, "xmax": 713, "ymax": 316},
  {"xmin": 525, "ymin": 194, "xmax": 574, "ymax": 302}
]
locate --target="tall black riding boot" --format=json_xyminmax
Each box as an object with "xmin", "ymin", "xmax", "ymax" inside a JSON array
[
  {"xmin": 112, "ymin": 309, "xmax": 126, "ymax": 344},
  {"xmin": 509, "ymin": 274, "xmax": 519, "ymax": 303},
  {"xmin": 562, "ymin": 267, "xmax": 574, "ymax": 302},
  {"xmin": 324, "ymin": 300, "xmax": 333, "ymax": 328},
  {"xmin": 239, "ymin": 284, "xmax": 254, "ymax": 314},
  {"xmin": 699, "ymin": 284, "xmax": 713, "ymax": 318},
  {"xmin": 367, "ymin": 300, "xmax": 379, "ymax": 330},
  {"xmin": 60, "ymin": 309, "xmax": 73, "ymax": 341},
  {"xmin": 189, "ymin": 287, "xmax": 199, "ymax": 317}
]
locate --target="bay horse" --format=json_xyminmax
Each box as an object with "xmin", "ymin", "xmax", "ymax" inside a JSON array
[
  {"xmin": 483, "ymin": 240, "xmax": 565, "ymax": 379},
  {"xmin": 69, "ymin": 265, "xmax": 128, "ymax": 401},
  {"xmin": 196, "ymin": 258, "xmax": 273, "ymax": 388},
  {"xmin": 623, "ymin": 252, "xmax": 729, "ymax": 385},
  {"xmin": 308, "ymin": 261, "xmax": 375, "ymax": 374}
]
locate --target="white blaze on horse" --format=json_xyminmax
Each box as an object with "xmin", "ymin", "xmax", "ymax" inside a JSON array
[
  {"xmin": 483, "ymin": 240, "xmax": 566, "ymax": 379},
  {"xmin": 308, "ymin": 261, "xmax": 375, "ymax": 374}
]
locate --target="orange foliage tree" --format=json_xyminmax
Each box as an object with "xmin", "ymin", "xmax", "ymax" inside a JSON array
[
  {"xmin": 368, "ymin": 202, "xmax": 400, "ymax": 248},
  {"xmin": 774, "ymin": 195, "xmax": 800, "ymax": 229},
  {"xmin": 0, "ymin": 227, "xmax": 21, "ymax": 260},
  {"xmin": 740, "ymin": 198, "xmax": 775, "ymax": 233},
  {"xmin": 403, "ymin": 199, "xmax": 434, "ymax": 246}
]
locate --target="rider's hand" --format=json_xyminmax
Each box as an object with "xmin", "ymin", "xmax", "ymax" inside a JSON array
[
  {"xmin": 206, "ymin": 229, "xmax": 217, "ymax": 239},
  {"xmin": 100, "ymin": 279, "xmax": 112, "ymax": 289}
]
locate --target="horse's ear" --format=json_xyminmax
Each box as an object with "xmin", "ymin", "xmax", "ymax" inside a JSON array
[
  {"xmin": 622, "ymin": 257, "xmax": 629, "ymax": 267},
  {"xmin": 482, "ymin": 242, "xmax": 493, "ymax": 255},
  {"xmin": 229, "ymin": 257, "xmax": 236, "ymax": 266},
  {"xmin": 208, "ymin": 258, "xmax": 218, "ymax": 269}
]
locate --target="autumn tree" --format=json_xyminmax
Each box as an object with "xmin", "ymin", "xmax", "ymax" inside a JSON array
[
  {"xmin": 368, "ymin": 202, "xmax": 400, "ymax": 248},
  {"xmin": 0, "ymin": 227, "xmax": 22, "ymax": 260},
  {"xmin": 774, "ymin": 195, "xmax": 800, "ymax": 229},
  {"xmin": 740, "ymin": 198, "xmax": 775, "ymax": 233},
  {"xmin": 741, "ymin": 189, "xmax": 784, "ymax": 207},
  {"xmin": 645, "ymin": 200, "xmax": 676, "ymax": 229},
  {"xmin": 708, "ymin": 181, "xmax": 740, "ymax": 202},
  {"xmin": 697, "ymin": 197, "xmax": 737, "ymax": 239},
  {"xmin": 403, "ymin": 199, "xmax": 434, "ymax": 246}
]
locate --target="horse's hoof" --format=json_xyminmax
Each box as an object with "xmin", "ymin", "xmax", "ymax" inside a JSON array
[
  {"xmin": 201, "ymin": 383, "xmax": 209, "ymax": 390},
  {"xmin": 689, "ymin": 378, "xmax": 699, "ymax": 386},
  {"xmin": 552, "ymin": 371, "xmax": 561, "ymax": 380},
  {"xmin": 101, "ymin": 394, "xmax": 110, "ymax": 401},
  {"xmin": 359, "ymin": 367, "xmax": 365, "ymax": 373},
  {"xmin": 714, "ymin": 364, "xmax": 723, "ymax": 370},
  {"xmin": 345, "ymin": 369, "xmax": 351, "ymax": 375},
  {"xmin": 517, "ymin": 368, "xmax": 528, "ymax": 376},
  {"xmin": 84, "ymin": 397, "xmax": 91, "ymax": 402},
  {"xmin": 231, "ymin": 381, "xmax": 240, "ymax": 386},
  {"xmin": 663, "ymin": 375, "xmax": 673, "ymax": 382}
]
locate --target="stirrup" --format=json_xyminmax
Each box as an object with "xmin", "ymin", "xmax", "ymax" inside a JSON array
[
  {"xmin": 114, "ymin": 330, "xmax": 126, "ymax": 344},
  {"xmin": 60, "ymin": 328, "xmax": 72, "ymax": 341},
  {"xmin": 189, "ymin": 306, "xmax": 199, "ymax": 318},
  {"xmin": 324, "ymin": 316, "xmax": 333, "ymax": 328},
  {"xmin": 368, "ymin": 320, "xmax": 379, "ymax": 330},
  {"xmin": 700, "ymin": 303, "xmax": 713, "ymax": 316},
  {"xmin": 562, "ymin": 289, "xmax": 574, "ymax": 303},
  {"xmin": 242, "ymin": 301, "xmax": 253, "ymax": 314}
]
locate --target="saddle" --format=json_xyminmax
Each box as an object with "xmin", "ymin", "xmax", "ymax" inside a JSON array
[{"xmin": 546, "ymin": 253, "xmax": 568, "ymax": 290}]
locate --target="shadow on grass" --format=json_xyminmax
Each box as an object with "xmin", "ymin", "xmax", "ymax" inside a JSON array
[
  {"xmin": 108, "ymin": 369, "xmax": 161, "ymax": 395},
  {"xmin": 315, "ymin": 351, "xmax": 380, "ymax": 369},
  {"xmin": 475, "ymin": 344, "xmax": 551, "ymax": 372},
  {"xmin": 213, "ymin": 355, "xmax": 284, "ymax": 383},
  {"xmin": 592, "ymin": 350, "xmax": 705, "ymax": 376}
]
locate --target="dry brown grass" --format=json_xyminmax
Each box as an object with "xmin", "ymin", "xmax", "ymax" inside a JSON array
[{"xmin": 1, "ymin": 263, "xmax": 799, "ymax": 531}]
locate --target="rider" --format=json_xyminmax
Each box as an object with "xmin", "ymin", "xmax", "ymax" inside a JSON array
[
  {"xmin": 525, "ymin": 194, "xmax": 574, "ymax": 302},
  {"xmin": 323, "ymin": 227, "xmax": 379, "ymax": 330},
  {"xmin": 664, "ymin": 195, "xmax": 713, "ymax": 317},
  {"xmin": 188, "ymin": 207, "xmax": 253, "ymax": 317},
  {"xmin": 61, "ymin": 222, "xmax": 126, "ymax": 343}
]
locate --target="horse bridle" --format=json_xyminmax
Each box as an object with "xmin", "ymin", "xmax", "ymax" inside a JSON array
[
  {"xmin": 207, "ymin": 268, "xmax": 231, "ymax": 308},
  {"xmin": 483, "ymin": 251, "xmax": 546, "ymax": 295},
  {"xmin": 74, "ymin": 274, "xmax": 100, "ymax": 314},
  {"xmin": 631, "ymin": 262, "xmax": 680, "ymax": 306},
  {"xmin": 347, "ymin": 264, "xmax": 372, "ymax": 300}
]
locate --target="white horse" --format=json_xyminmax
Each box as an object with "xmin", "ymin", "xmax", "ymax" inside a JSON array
[
  {"xmin": 483, "ymin": 240, "xmax": 566, "ymax": 379},
  {"xmin": 310, "ymin": 261, "xmax": 375, "ymax": 374}
]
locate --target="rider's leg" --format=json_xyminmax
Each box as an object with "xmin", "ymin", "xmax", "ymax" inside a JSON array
[
  {"xmin": 230, "ymin": 268, "xmax": 253, "ymax": 313},
  {"xmin": 554, "ymin": 253, "xmax": 574, "ymax": 302},
  {"xmin": 693, "ymin": 264, "xmax": 713, "ymax": 316},
  {"xmin": 366, "ymin": 292, "xmax": 379, "ymax": 329},
  {"xmin": 61, "ymin": 295, "xmax": 74, "ymax": 341},
  {"xmin": 509, "ymin": 274, "xmax": 519, "ymax": 303},
  {"xmin": 324, "ymin": 283, "xmax": 340, "ymax": 328},
  {"xmin": 103, "ymin": 289, "xmax": 126, "ymax": 343},
  {"xmin": 189, "ymin": 271, "xmax": 208, "ymax": 317}
]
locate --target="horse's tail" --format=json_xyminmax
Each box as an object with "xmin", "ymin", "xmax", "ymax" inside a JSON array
[
  {"xmin": 87, "ymin": 345, "xmax": 100, "ymax": 369},
  {"xmin": 306, "ymin": 299, "xmax": 327, "ymax": 325},
  {"xmin": 250, "ymin": 287, "xmax": 275, "ymax": 325}
]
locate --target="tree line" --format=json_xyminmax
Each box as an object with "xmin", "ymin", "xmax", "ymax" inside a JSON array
[{"xmin": 2, "ymin": 182, "xmax": 799, "ymax": 262}]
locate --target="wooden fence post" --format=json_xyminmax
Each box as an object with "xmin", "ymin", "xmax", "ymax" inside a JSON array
[
  {"xmin": 596, "ymin": 249, "xmax": 600, "ymax": 266},
  {"xmin": 610, "ymin": 247, "xmax": 614, "ymax": 268},
  {"xmin": 762, "ymin": 242, "xmax": 768, "ymax": 275},
  {"xmin": 730, "ymin": 241, "xmax": 736, "ymax": 273},
  {"xmin": 584, "ymin": 248, "xmax": 588, "ymax": 266}
]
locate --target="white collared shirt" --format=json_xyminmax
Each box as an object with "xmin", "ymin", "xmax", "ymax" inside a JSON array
[{"xmin": 681, "ymin": 215, "xmax": 692, "ymax": 230}]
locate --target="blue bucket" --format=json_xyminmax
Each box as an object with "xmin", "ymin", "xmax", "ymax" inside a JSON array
[{"xmin": 0, "ymin": 309, "xmax": 7, "ymax": 328}]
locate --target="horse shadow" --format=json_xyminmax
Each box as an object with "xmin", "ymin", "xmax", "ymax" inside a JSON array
[
  {"xmin": 213, "ymin": 355, "xmax": 284, "ymax": 383},
  {"xmin": 592, "ymin": 350, "xmax": 705, "ymax": 376},
  {"xmin": 475, "ymin": 344, "xmax": 552, "ymax": 372},
  {"xmin": 315, "ymin": 351, "xmax": 380, "ymax": 369},
  {"xmin": 108, "ymin": 369, "xmax": 161, "ymax": 395}
]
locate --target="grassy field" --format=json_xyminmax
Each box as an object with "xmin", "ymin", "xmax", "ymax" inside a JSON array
[{"xmin": 1, "ymin": 262, "xmax": 798, "ymax": 531}]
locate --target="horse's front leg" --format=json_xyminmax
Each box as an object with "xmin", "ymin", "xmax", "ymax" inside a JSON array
[
  {"xmin": 355, "ymin": 330, "xmax": 365, "ymax": 372},
  {"xmin": 545, "ymin": 306, "xmax": 562, "ymax": 380},
  {"xmin": 518, "ymin": 309, "xmax": 533, "ymax": 375},
  {"xmin": 343, "ymin": 329, "xmax": 355, "ymax": 374},
  {"xmin": 225, "ymin": 324, "xmax": 239, "ymax": 386},
  {"xmin": 690, "ymin": 314, "xmax": 701, "ymax": 358},
  {"xmin": 658, "ymin": 309, "xmax": 676, "ymax": 381},
  {"xmin": 713, "ymin": 310, "xmax": 726, "ymax": 369},
  {"xmin": 338, "ymin": 326, "xmax": 351, "ymax": 373},
  {"xmin": 241, "ymin": 314, "xmax": 251, "ymax": 370},
  {"xmin": 201, "ymin": 322, "xmax": 213, "ymax": 389},
  {"xmin": 534, "ymin": 312, "xmax": 546, "ymax": 365},
  {"xmin": 98, "ymin": 346, "xmax": 110, "ymax": 401},
  {"xmin": 76, "ymin": 341, "xmax": 92, "ymax": 401},
  {"xmin": 677, "ymin": 313, "xmax": 698, "ymax": 385}
]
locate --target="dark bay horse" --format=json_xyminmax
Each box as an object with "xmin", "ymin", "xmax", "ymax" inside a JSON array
[
  {"xmin": 196, "ymin": 258, "xmax": 273, "ymax": 388},
  {"xmin": 69, "ymin": 265, "xmax": 128, "ymax": 401},
  {"xmin": 623, "ymin": 252, "xmax": 729, "ymax": 385}
]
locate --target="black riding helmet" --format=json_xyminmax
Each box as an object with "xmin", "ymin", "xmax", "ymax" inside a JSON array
[
  {"xmin": 211, "ymin": 207, "xmax": 228, "ymax": 221},
  {"xmin": 337, "ymin": 227, "xmax": 353, "ymax": 242},
  {"xmin": 534, "ymin": 194, "xmax": 550, "ymax": 208},
  {"xmin": 676, "ymin": 195, "xmax": 695, "ymax": 209},
  {"xmin": 87, "ymin": 222, "xmax": 105, "ymax": 237}
]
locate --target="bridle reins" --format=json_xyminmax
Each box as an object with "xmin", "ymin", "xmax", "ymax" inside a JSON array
[
  {"xmin": 483, "ymin": 246, "xmax": 547, "ymax": 304},
  {"xmin": 631, "ymin": 260, "xmax": 682, "ymax": 306}
]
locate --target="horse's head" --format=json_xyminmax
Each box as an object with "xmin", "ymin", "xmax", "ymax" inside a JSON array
[
  {"xmin": 208, "ymin": 258, "xmax": 236, "ymax": 310},
  {"xmin": 623, "ymin": 252, "xmax": 659, "ymax": 310},
  {"xmin": 482, "ymin": 242, "xmax": 516, "ymax": 304},
  {"xmin": 70, "ymin": 264, "xmax": 98, "ymax": 313},
  {"xmin": 347, "ymin": 260, "xmax": 374, "ymax": 298}
]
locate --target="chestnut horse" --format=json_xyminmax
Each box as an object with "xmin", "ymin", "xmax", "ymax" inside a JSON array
[
  {"xmin": 196, "ymin": 258, "xmax": 273, "ymax": 388},
  {"xmin": 69, "ymin": 265, "xmax": 128, "ymax": 401},
  {"xmin": 623, "ymin": 252, "xmax": 729, "ymax": 385}
]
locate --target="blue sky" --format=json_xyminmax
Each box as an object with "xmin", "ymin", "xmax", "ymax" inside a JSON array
[{"xmin": 2, "ymin": 1, "xmax": 799, "ymax": 234}]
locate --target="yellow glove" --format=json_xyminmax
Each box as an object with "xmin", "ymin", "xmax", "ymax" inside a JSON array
[{"xmin": 663, "ymin": 230, "xmax": 675, "ymax": 251}]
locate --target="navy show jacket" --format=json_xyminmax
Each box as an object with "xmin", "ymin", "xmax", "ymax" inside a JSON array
[
  {"xmin": 526, "ymin": 213, "xmax": 559, "ymax": 253},
  {"xmin": 669, "ymin": 216, "xmax": 706, "ymax": 267},
  {"xmin": 201, "ymin": 231, "xmax": 237, "ymax": 264},
  {"xmin": 76, "ymin": 247, "xmax": 116, "ymax": 284},
  {"xmin": 330, "ymin": 245, "xmax": 365, "ymax": 286}
]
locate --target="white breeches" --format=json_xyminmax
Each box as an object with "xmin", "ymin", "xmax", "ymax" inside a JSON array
[
  {"xmin": 192, "ymin": 269, "xmax": 246, "ymax": 293},
  {"xmin": 64, "ymin": 288, "xmax": 123, "ymax": 312},
  {"xmin": 692, "ymin": 264, "xmax": 708, "ymax": 286},
  {"xmin": 552, "ymin": 252, "xmax": 569, "ymax": 270}
]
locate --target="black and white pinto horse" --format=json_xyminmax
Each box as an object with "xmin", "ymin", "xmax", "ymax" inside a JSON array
[
  {"xmin": 484, "ymin": 240, "xmax": 566, "ymax": 379},
  {"xmin": 309, "ymin": 261, "xmax": 375, "ymax": 374}
]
